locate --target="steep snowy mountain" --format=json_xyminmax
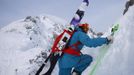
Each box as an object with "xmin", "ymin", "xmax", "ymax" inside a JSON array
[
  {"xmin": 88, "ymin": 6, "xmax": 134, "ymax": 75},
  {"xmin": 0, "ymin": 15, "xmax": 67, "ymax": 75},
  {"xmin": 0, "ymin": 5, "xmax": 134, "ymax": 75}
]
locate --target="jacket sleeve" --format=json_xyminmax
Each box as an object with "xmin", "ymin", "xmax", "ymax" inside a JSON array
[{"xmin": 78, "ymin": 31, "xmax": 108, "ymax": 47}]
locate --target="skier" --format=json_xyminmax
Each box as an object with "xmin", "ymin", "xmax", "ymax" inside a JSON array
[{"xmin": 58, "ymin": 23, "xmax": 113, "ymax": 75}]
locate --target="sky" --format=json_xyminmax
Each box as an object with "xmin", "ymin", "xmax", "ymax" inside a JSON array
[{"xmin": 0, "ymin": 0, "xmax": 126, "ymax": 32}]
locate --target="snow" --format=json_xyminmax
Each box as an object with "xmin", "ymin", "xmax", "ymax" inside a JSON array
[
  {"xmin": 0, "ymin": 15, "xmax": 66, "ymax": 75},
  {"xmin": 86, "ymin": 6, "xmax": 134, "ymax": 75},
  {"xmin": 0, "ymin": 6, "xmax": 134, "ymax": 75}
]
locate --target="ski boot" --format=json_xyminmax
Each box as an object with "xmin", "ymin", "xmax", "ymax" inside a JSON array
[{"xmin": 72, "ymin": 69, "xmax": 81, "ymax": 75}]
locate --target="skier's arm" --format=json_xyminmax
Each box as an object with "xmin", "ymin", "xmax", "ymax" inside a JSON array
[{"xmin": 78, "ymin": 31, "xmax": 108, "ymax": 47}]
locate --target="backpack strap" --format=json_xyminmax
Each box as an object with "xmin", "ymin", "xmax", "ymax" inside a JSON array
[
  {"xmin": 63, "ymin": 41, "xmax": 81, "ymax": 56},
  {"xmin": 69, "ymin": 41, "xmax": 81, "ymax": 49}
]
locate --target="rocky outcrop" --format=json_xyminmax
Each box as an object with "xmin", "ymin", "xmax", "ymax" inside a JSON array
[{"xmin": 123, "ymin": 0, "xmax": 134, "ymax": 15}]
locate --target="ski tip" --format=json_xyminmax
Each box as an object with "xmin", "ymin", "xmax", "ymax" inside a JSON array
[
  {"xmin": 83, "ymin": 0, "xmax": 89, "ymax": 6},
  {"xmin": 111, "ymin": 23, "xmax": 120, "ymax": 35}
]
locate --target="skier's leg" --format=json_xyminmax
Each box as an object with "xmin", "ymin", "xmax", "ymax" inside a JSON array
[
  {"xmin": 74, "ymin": 54, "xmax": 93, "ymax": 74},
  {"xmin": 59, "ymin": 68, "xmax": 72, "ymax": 75}
]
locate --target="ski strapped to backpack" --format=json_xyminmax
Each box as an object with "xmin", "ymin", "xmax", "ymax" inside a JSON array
[
  {"xmin": 35, "ymin": 0, "xmax": 89, "ymax": 75},
  {"xmin": 70, "ymin": 0, "xmax": 89, "ymax": 26}
]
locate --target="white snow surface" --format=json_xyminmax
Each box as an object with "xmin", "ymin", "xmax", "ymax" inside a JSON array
[
  {"xmin": 95, "ymin": 6, "xmax": 134, "ymax": 75},
  {"xmin": 0, "ymin": 15, "xmax": 66, "ymax": 75},
  {"xmin": 85, "ymin": 6, "xmax": 134, "ymax": 75},
  {"xmin": 0, "ymin": 6, "xmax": 134, "ymax": 75}
]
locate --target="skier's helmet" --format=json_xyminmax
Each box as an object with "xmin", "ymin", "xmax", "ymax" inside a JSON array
[
  {"xmin": 79, "ymin": 23, "xmax": 89, "ymax": 33},
  {"xmin": 79, "ymin": 23, "xmax": 89, "ymax": 28},
  {"xmin": 79, "ymin": 23, "xmax": 89, "ymax": 27}
]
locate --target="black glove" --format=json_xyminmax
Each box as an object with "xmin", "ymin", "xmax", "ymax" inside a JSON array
[{"xmin": 106, "ymin": 35, "xmax": 114, "ymax": 44}]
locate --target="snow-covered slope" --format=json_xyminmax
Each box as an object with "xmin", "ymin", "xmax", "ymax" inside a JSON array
[
  {"xmin": 90, "ymin": 6, "xmax": 134, "ymax": 75},
  {"xmin": 0, "ymin": 15, "xmax": 67, "ymax": 75}
]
